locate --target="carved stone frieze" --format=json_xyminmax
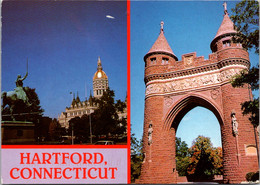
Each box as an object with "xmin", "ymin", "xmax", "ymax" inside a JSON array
[
  {"xmin": 145, "ymin": 68, "xmax": 241, "ymax": 96},
  {"xmin": 144, "ymin": 59, "xmax": 249, "ymax": 83}
]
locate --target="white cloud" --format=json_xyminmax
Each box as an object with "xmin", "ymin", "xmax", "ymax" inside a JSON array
[{"xmin": 106, "ymin": 15, "xmax": 115, "ymax": 19}]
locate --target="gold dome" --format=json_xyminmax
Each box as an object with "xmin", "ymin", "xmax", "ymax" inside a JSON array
[{"xmin": 93, "ymin": 69, "xmax": 108, "ymax": 80}]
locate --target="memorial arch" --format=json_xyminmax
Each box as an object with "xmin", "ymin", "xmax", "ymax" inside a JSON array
[{"xmin": 138, "ymin": 6, "xmax": 258, "ymax": 184}]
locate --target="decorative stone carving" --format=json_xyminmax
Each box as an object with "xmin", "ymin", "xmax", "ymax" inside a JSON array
[
  {"xmin": 145, "ymin": 68, "xmax": 241, "ymax": 96},
  {"xmin": 165, "ymin": 96, "xmax": 174, "ymax": 107},
  {"xmin": 211, "ymin": 88, "xmax": 220, "ymax": 99},
  {"xmin": 184, "ymin": 55, "xmax": 194, "ymax": 67}
]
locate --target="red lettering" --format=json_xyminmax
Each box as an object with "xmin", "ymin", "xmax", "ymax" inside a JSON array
[
  {"xmin": 52, "ymin": 153, "xmax": 61, "ymax": 164},
  {"xmin": 83, "ymin": 153, "xmax": 92, "ymax": 164},
  {"xmin": 73, "ymin": 168, "xmax": 81, "ymax": 179},
  {"xmin": 88, "ymin": 168, "xmax": 97, "ymax": 179},
  {"xmin": 99, "ymin": 168, "xmax": 108, "ymax": 179},
  {"xmin": 62, "ymin": 153, "xmax": 70, "ymax": 164},
  {"xmin": 82, "ymin": 168, "xmax": 87, "ymax": 179},
  {"xmin": 42, "ymin": 153, "xmax": 51, "ymax": 164},
  {"xmin": 21, "ymin": 168, "xmax": 32, "ymax": 179},
  {"xmin": 33, "ymin": 168, "xmax": 42, "ymax": 179},
  {"xmin": 10, "ymin": 168, "xmax": 19, "ymax": 179},
  {"xmin": 32, "ymin": 153, "xmax": 41, "ymax": 164},
  {"xmin": 71, "ymin": 153, "xmax": 82, "ymax": 164},
  {"xmin": 63, "ymin": 168, "xmax": 72, "ymax": 179},
  {"xmin": 54, "ymin": 168, "xmax": 62, "ymax": 179},
  {"xmin": 20, "ymin": 153, "xmax": 30, "ymax": 164},
  {"xmin": 94, "ymin": 153, "xmax": 103, "ymax": 164},
  {"xmin": 109, "ymin": 167, "xmax": 117, "ymax": 179},
  {"xmin": 43, "ymin": 168, "xmax": 53, "ymax": 179}
]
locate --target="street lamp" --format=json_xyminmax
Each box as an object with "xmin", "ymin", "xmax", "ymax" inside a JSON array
[
  {"xmin": 71, "ymin": 122, "xmax": 74, "ymax": 145},
  {"xmin": 89, "ymin": 112, "xmax": 92, "ymax": 144}
]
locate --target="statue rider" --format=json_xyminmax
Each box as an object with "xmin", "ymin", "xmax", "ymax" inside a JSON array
[{"xmin": 14, "ymin": 71, "xmax": 30, "ymax": 106}]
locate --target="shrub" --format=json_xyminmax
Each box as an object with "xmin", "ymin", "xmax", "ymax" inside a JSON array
[
  {"xmin": 246, "ymin": 172, "xmax": 255, "ymax": 181},
  {"xmin": 251, "ymin": 171, "xmax": 259, "ymax": 182}
]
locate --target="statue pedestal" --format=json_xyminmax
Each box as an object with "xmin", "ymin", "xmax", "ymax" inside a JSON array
[{"xmin": 1, "ymin": 121, "xmax": 35, "ymax": 144}]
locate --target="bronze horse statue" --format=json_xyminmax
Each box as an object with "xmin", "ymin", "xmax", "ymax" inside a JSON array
[{"xmin": 2, "ymin": 87, "xmax": 31, "ymax": 121}]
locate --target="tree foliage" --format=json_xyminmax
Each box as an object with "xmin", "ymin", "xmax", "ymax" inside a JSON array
[
  {"xmin": 91, "ymin": 87, "xmax": 127, "ymax": 136},
  {"xmin": 176, "ymin": 137, "xmax": 190, "ymax": 176},
  {"xmin": 187, "ymin": 136, "xmax": 223, "ymax": 181},
  {"xmin": 67, "ymin": 87, "xmax": 127, "ymax": 142},
  {"xmin": 49, "ymin": 118, "xmax": 65, "ymax": 141},
  {"xmin": 68, "ymin": 115, "xmax": 90, "ymax": 143},
  {"xmin": 131, "ymin": 133, "xmax": 143, "ymax": 183},
  {"xmin": 231, "ymin": 0, "xmax": 259, "ymax": 54},
  {"xmin": 230, "ymin": 0, "xmax": 259, "ymax": 127}
]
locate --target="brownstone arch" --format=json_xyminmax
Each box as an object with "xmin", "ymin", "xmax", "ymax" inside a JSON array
[
  {"xmin": 164, "ymin": 94, "xmax": 224, "ymax": 130},
  {"xmin": 138, "ymin": 7, "xmax": 258, "ymax": 184}
]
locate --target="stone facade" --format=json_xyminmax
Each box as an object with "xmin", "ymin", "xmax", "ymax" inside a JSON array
[
  {"xmin": 139, "ymin": 8, "xmax": 258, "ymax": 184},
  {"xmin": 58, "ymin": 94, "xmax": 98, "ymax": 129},
  {"xmin": 58, "ymin": 57, "xmax": 108, "ymax": 128}
]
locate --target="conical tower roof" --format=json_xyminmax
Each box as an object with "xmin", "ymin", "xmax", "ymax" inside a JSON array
[
  {"xmin": 214, "ymin": 12, "xmax": 236, "ymax": 39},
  {"xmin": 211, "ymin": 2, "xmax": 238, "ymax": 50},
  {"xmin": 144, "ymin": 21, "xmax": 178, "ymax": 61}
]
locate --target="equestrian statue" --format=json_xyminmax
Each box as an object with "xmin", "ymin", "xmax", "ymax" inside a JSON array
[{"xmin": 2, "ymin": 60, "xmax": 31, "ymax": 121}]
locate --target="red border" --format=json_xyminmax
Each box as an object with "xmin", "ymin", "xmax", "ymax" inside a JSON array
[
  {"xmin": 1, "ymin": 145, "xmax": 128, "ymax": 149},
  {"xmin": 1, "ymin": 0, "xmax": 131, "ymax": 184},
  {"xmin": 127, "ymin": 0, "xmax": 131, "ymax": 184}
]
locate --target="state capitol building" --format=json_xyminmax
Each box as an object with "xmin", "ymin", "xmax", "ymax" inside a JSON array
[{"xmin": 58, "ymin": 57, "xmax": 126, "ymax": 129}]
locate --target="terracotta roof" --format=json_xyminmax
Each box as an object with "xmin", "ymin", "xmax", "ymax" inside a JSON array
[
  {"xmin": 148, "ymin": 31, "xmax": 174, "ymax": 55},
  {"xmin": 214, "ymin": 12, "xmax": 237, "ymax": 39},
  {"xmin": 145, "ymin": 23, "xmax": 178, "ymax": 60}
]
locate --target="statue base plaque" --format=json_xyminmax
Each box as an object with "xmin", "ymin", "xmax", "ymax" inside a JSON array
[{"xmin": 1, "ymin": 121, "xmax": 35, "ymax": 144}]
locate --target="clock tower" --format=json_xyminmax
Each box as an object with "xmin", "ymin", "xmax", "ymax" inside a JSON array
[{"xmin": 93, "ymin": 57, "xmax": 108, "ymax": 98}]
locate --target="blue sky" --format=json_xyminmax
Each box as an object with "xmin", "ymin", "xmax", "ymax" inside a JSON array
[
  {"xmin": 2, "ymin": 1, "xmax": 127, "ymax": 119},
  {"xmin": 131, "ymin": 1, "xmax": 259, "ymax": 148}
]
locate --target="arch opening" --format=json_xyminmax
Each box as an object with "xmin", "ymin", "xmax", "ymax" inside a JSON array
[
  {"xmin": 165, "ymin": 95, "xmax": 224, "ymax": 131},
  {"xmin": 168, "ymin": 96, "xmax": 224, "ymax": 183},
  {"xmin": 176, "ymin": 106, "xmax": 222, "ymax": 148}
]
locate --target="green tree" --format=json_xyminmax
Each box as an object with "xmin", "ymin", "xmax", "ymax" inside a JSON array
[
  {"xmin": 231, "ymin": 66, "xmax": 259, "ymax": 126},
  {"xmin": 187, "ymin": 136, "xmax": 223, "ymax": 181},
  {"xmin": 37, "ymin": 116, "xmax": 52, "ymax": 141},
  {"xmin": 230, "ymin": 0, "xmax": 259, "ymax": 127},
  {"xmin": 175, "ymin": 137, "xmax": 190, "ymax": 176},
  {"xmin": 231, "ymin": 0, "xmax": 259, "ymax": 54},
  {"xmin": 115, "ymin": 99, "xmax": 127, "ymax": 137},
  {"xmin": 92, "ymin": 87, "xmax": 119, "ymax": 136},
  {"xmin": 49, "ymin": 118, "xmax": 64, "ymax": 141},
  {"xmin": 211, "ymin": 147, "xmax": 223, "ymax": 175},
  {"xmin": 131, "ymin": 133, "xmax": 143, "ymax": 183},
  {"xmin": 68, "ymin": 116, "xmax": 89, "ymax": 143}
]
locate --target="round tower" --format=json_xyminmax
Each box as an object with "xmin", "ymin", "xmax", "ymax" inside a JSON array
[
  {"xmin": 93, "ymin": 57, "xmax": 108, "ymax": 98},
  {"xmin": 139, "ymin": 22, "xmax": 178, "ymax": 184},
  {"xmin": 211, "ymin": 3, "xmax": 258, "ymax": 183},
  {"xmin": 144, "ymin": 21, "xmax": 178, "ymax": 83},
  {"xmin": 210, "ymin": 3, "xmax": 249, "ymax": 63}
]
